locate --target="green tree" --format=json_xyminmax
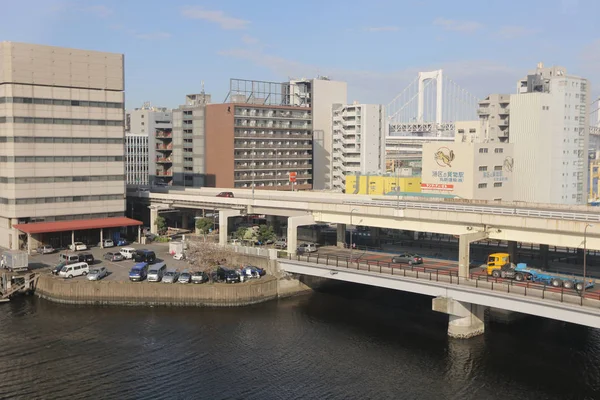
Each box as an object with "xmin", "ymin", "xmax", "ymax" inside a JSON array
[
  {"xmin": 195, "ymin": 218, "xmax": 214, "ymax": 241},
  {"xmin": 154, "ymin": 215, "xmax": 167, "ymax": 235},
  {"xmin": 257, "ymin": 225, "xmax": 276, "ymax": 244},
  {"xmin": 234, "ymin": 227, "xmax": 248, "ymax": 240}
]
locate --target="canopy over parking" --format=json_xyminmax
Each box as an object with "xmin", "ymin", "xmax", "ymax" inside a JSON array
[{"xmin": 13, "ymin": 217, "xmax": 143, "ymax": 254}]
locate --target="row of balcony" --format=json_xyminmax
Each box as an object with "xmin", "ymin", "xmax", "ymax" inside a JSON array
[
  {"xmin": 235, "ymin": 154, "xmax": 311, "ymax": 160},
  {"xmin": 234, "ymin": 173, "xmax": 312, "ymax": 182},
  {"xmin": 234, "ymin": 132, "xmax": 312, "ymax": 139},
  {"xmin": 156, "ymin": 170, "xmax": 173, "ymax": 177},
  {"xmin": 156, "ymin": 157, "xmax": 172, "ymax": 163},
  {"xmin": 156, "ymin": 144, "xmax": 173, "ymax": 151},
  {"xmin": 235, "ymin": 163, "xmax": 311, "ymax": 170},
  {"xmin": 234, "ymin": 122, "xmax": 311, "ymax": 130},
  {"xmin": 234, "ymin": 111, "xmax": 311, "ymax": 120},
  {"xmin": 233, "ymin": 143, "xmax": 312, "ymax": 149},
  {"xmin": 477, "ymin": 106, "xmax": 510, "ymax": 115}
]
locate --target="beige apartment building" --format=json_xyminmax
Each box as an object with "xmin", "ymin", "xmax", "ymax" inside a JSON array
[{"xmin": 0, "ymin": 42, "xmax": 140, "ymax": 251}]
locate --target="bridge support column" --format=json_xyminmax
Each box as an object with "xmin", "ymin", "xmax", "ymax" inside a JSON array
[
  {"xmin": 507, "ymin": 240, "xmax": 517, "ymax": 261},
  {"xmin": 432, "ymin": 297, "xmax": 485, "ymax": 339},
  {"xmin": 149, "ymin": 207, "xmax": 159, "ymax": 235},
  {"xmin": 540, "ymin": 244, "xmax": 549, "ymax": 268},
  {"xmin": 219, "ymin": 210, "xmax": 241, "ymax": 246},
  {"xmin": 336, "ymin": 224, "xmax": 346, "ymax": 248},
  {"xmin": 181, "ymin": 212, "xmax": 189, "ymax": 230},
  {"xmin": 458, "ymin": 231, "xmax": 488, "ymax": 279},
  {"xmin": 287, "ymin": 215, "xmax": 315, "ymax": 255}
]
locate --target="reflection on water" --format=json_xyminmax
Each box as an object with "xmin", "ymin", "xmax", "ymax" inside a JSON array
[{"xmin": 0, "ymin": 282, "xmax": 599, "ymax": 400}]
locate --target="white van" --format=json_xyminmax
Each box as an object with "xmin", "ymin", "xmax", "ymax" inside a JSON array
[
  {"xmin": 120, "ymin": 247, "xmax": 136, "ymax": 260},
  {"xmin": 147, "ymin": 262, "xmax": 167, "ymax": 282},
  {"xmin": 58, "ymin": 262, "xmax": 90, "ymax": 279}
]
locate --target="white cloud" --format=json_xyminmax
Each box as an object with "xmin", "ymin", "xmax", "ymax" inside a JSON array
[
  {"xmin": 85, "ymin": 5, "xmax": 113, "ymax": 18},
  {"xmin": 365, "ymin": 26, "xmax": 401, "ymax": 32},
  {"xmin": 433, "ymin": 18, "xmax": 483, "ymax": 33},
  {"xmin": 217, "ymin": 47, "xmax": 521, "ymax": 104},
  {"xmin": 135, "ymin": 32, "xmax": 172, "ymax": 40},
  {"xmin": 497, "ymin": 26, "xmax": 540, "ymax": 39},
  {"xmin": 181, "ymin": 7, "xmax": 249, "ymax": 30},
  {"xmin": 241, "ymin": 34, "xmax": 259, "ymax": 45}
]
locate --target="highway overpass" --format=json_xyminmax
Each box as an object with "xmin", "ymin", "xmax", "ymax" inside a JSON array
[{"xmin": 132, "ymin": 187, "xmax": 600, "ymax": 279}]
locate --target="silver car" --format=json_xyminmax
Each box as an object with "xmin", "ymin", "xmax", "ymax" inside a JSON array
[
  {"xmin": 87, "ymin": 266, "xmax": 108, "ymax": 281},
  {"xmin": 38, "ymin": 245, "xmax": 55, "ymax": 254},
  {"xmin": 178, "ymin": 270, "xmax": 191, "ymax": 284},
  {"xmin": 162, "ymin": 269, "xmax": 179, "ymax": 283}
]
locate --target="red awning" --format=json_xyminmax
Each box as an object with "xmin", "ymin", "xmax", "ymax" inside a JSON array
[{"xmin": 13, "ymin": 217, "xmax": 143, "ymax": 234}]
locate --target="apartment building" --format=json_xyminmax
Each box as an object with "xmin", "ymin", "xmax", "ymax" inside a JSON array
[
  {"xmin": 509, "ymin": 63, "xmax": 590, "ymax": 204},
  {"xmin": 127, "ymin": 103, "xmax": 172, "ymax": 186},
  {"xmin": 477, "ymin": 94, "xmax": 510, "ymax": 143},
  {"xmin": 0, "ymin": 42, "xmax": 138, "ymax": 251},
  {"xmin": 285, "ymin": 77, "xmax": 347, "ymax": 190},
  {"xmin": 171, "ymin": 92, "xmax": 211, "ymax": 187},
  {"xmin": 205, "ymin": 100, "xmax": 313, "ymax": 190},
  {"xmin": 125, "ymin": 133, "xmax": 149, "ymax": 186},
  {"xmin": 331, "ymin": 103, "xmax": 386, "ymax": 191}
]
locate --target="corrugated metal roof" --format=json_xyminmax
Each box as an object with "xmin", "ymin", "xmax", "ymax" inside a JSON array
[{"xmin": 13, "ymin": 217, "xmax": 142, "ymax": 234}]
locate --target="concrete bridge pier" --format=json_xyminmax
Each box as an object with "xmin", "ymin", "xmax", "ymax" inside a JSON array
[
  {"xmin": 287, "ymin": 215, "xmax": 315, "ymax": 255},
  {"xmin": 149, "ymin": 207, "xmax": 159, "ymax": 235},
  {"xmin": 219, "ymin": 210, "xmax": 241, "ymax": 246},
  {"xmin": 336, "ymin": 224, "xmax": 346, "ymax": 248},
  {"xmin": 458, "ymin": 231, "xmax": 488, "ymax": 279},
  {"xmin": 433, "ymin": 297, "xmax": 485, "ymax": 339}
]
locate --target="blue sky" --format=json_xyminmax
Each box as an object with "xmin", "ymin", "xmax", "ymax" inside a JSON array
[{"xmin": 1, "ymin": 0, "xmax": 599, "ymax": 110}]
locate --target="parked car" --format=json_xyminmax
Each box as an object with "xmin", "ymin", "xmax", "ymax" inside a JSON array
[
  {"xmin": 216, "ymin": 191, "xmax": 234, "ymax": 198},
  {"xmin": 147, "ymin": 262, "xmax": 167, "ymax": 282},
  {"xmin": 297, "ymin": 243, "xmax": 317, "ymax": 253},
  {"xmin": 391, "ymin": 253, "xmax": 424, "ymax": 265},
  {"xmin": 78, "ymin": 253, "xmax": 95, "ymax": 264},
  {"xmin": 245, "ymin": 265, "xmax": 265, "ymax": 277},
  {"xmin": 52, "ymin": 262, "xmax": 67, "ymax": 275},
  {"xmin": 37, "ymin": 245, "xmax": 55, "ymax": 254},
  {"xmin": 134, "ymin": 249, "xmax": 156, "ymax": 264},
  {"xmin": 120, "ymin": 247, "xmax": 136, "ymax": 260},
  {"xmin": 216, "ymin": 266, "xmax": 240, "ymax": 284},
  {"xmin": 104, "ymin": 252, "xmax": 123, "ymax": 262},
  {"xmin": 240, "ymin": 266, "xmax": 264, "ymax": 279},
  {"xmin": 59, "ymin": 262, "xmax": 89, "ymax": 279},
  {"xmin": 87, "ymin": 266, "xmax": 108, "ymax": 281},
  {"xmin": 70, "ymin": 242, "xmax": 88, "ymax": 251},
  {"xmin": 191, "ymin": 271, "xmax": 209, "ymax": 284},
  {"xmin": 59, "ymin": 253, "xmax": 80, "ymax": 264},
  {"xmin": 101, "ymin": 239, "xmax": 115, "ymax": 248},
  {"xmin": 178, "ymin": 270, "xmax": 192, "ymax": 284},
  {"xmin": 129, "ymin": 262, "xmax": 148, "ymax": 282},
  {"xmin": 116, "ymin": 238, "xmax": 129, "ymax": 246},
  {"xmin": 274, "ymin": 239, "xmax": 287, "ymax": 249},
  {"xmin": 162, "ymin": 269, "xmax": 179, "ymax": 283}
]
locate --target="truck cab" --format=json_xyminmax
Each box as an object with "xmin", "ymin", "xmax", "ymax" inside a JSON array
[{"xmin": 486, "ymin": 252, "xmax": 511, "ymax": 277}]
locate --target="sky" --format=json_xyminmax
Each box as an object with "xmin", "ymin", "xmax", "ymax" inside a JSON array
[{"xmin": 1, "ymin": 0, "xmax": 599, "ymax": 111}]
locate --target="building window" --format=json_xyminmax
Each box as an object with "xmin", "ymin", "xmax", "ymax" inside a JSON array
[
  {"xmin": 494, "ymin": 166, "xmax": 502, "ymax": 171},
  {"xmin": 494, "ymin": 182, "xmax": 502, "ymax": 187},
  {"xmin": 478, "ymin": 183, "xmax": 487, "ymax": 189},
  {"xmin": 479, "ymin": 148, "xmax": 488, "ymax": 153},
  {"xmin": 478, "ymin": 166, "xmax": 487, "ymax": 172},
  {"xmin": 494, "ymin": 148, "xmax": 503, "ymax": 153}
]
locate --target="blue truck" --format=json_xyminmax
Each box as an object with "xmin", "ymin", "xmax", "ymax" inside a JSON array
[{"xmin": 499, "ymin": 263, "xmax": 594, "ymax": 292}]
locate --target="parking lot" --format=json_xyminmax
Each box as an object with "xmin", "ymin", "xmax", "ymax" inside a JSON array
[{"xmin": 30, "ymin": 242, "xmax": 193, "ymax": 282}]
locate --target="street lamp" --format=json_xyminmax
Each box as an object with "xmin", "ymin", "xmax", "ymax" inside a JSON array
[
  {"xmin": 583, "ymin": 223, "xmax": 594, "ymax": 297},
  {"xmin": 350, "ymin": 208, "xmax": 359, "ymax": 260}
]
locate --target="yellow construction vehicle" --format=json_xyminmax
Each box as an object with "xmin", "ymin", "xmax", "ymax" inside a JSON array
[{"xmin": 486, "ymin": 252, "xmax": 511, "ymax": 277}]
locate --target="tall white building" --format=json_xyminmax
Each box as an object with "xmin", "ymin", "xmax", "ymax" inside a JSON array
[
  {"xmin": 126, "ymin": 103, "xmax": 172, "ymax": 186},
  {"xmin": 125, "ymin": 133, "xmax": 149, "ymax": 186},
  {"xmin": 331, "ymin": 103, "xmax": 386, "ymax": 191},
  {"xmin": 286, "ymin": 77, "xmax": 347, "ymax": 190},
  {"xmin": 509, "ymin": 63, "xmax": 589, "ymax": 204}
]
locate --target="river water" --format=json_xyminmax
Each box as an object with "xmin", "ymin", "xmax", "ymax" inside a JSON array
[{"xmin": 1, "ymin": 282, "xmax": 600, "ymax": 400}]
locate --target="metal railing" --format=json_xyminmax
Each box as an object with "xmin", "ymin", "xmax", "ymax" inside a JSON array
[
  {"xmin": 342, "ymin": 199, "xmax": 600, "ymax": 223},
  {"xmin": 281, "ymin": 252, "xmax": 600, "ymax": 309}
]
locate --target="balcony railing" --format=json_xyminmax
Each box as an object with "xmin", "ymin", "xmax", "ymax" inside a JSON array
[
  {"xmin": 234, "ymin": 154, "xmax": 312, "ymax": 160},
  {"xmin": 156, "ymin": 170, "xmax": 173, "ymax": 176},
  {"xmin": 155, "ymin": 131, "xmax": 173, "ymax": 139},
  {"xmin": 234, "ymin": 132, "xmax": 312, "ymax": 139},
  {"xmin": 233, "ymin": 143, "xmax": 313, "ymax": 149},
  {"xmin": 234, "ymin": 111, "xmax": 311, "ymax": 120},
  {"xmin": 156, "ymin": 157, "xmax": 173, "ymax": 163},
  {"xmin": 234, "ymin": 173, "xmax": 312, "ymax": 182},
  {"xmin": 234, "ymin": 123, "xmax": 312, "ymax": 130},
  {"xmin": 156, "ymin": 144, "xmax": 173, "ymax": 151},
  {"xmin": 235, "ymin": 164, "xmax": 312, "ymax": 170}
]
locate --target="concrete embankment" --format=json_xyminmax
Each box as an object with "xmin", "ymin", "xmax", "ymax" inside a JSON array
[{"xmin": 35, "ymin": 253, "xmax": 326, "ymax": 307}]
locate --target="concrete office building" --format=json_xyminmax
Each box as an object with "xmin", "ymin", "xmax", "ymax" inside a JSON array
[
  {"xmin": 421, "ymin": 140, "xmax": 514, "ymax": 201},
  {"xmin": 127, "ymin": 103, "xmax": 172, "ymax": 186},
  {"xmin": 285, "ymin": 77, "xmax": 347, "ymax": 190},
  {"xmin": 331, "ymin": 103, "xmax": 386, "ymax": 191},
  {"xmin": 171, "ymin": 92, "xmax": 211, "ymax": 187},
  {"xmin": 0, "ymin": 42, "xmax": 139, "ymax": 251},
  {"xmin": 125, "ymin": 133, "xmax": 149, "ymax": 186},
  {"xmin": 509, "ymin": 63, "xmax": 590, "ymax": 204}
]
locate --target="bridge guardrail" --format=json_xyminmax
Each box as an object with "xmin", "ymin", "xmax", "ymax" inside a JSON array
[
  {"xmin": 281, "ymin": 252, "xmax": 600, "ymax": 310},
  {"xmin": 342, "ymin": 200, "xmax": 600, "ymax": 222}
]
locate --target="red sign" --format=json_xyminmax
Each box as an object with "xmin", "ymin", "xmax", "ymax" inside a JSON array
[
  {"xmin": 421, "ymin": 183, "xmax": 454, "ymax": 191},
  {"xmin": 289, "ymin": 172, "xmax": 297, "ymax": 183}
]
